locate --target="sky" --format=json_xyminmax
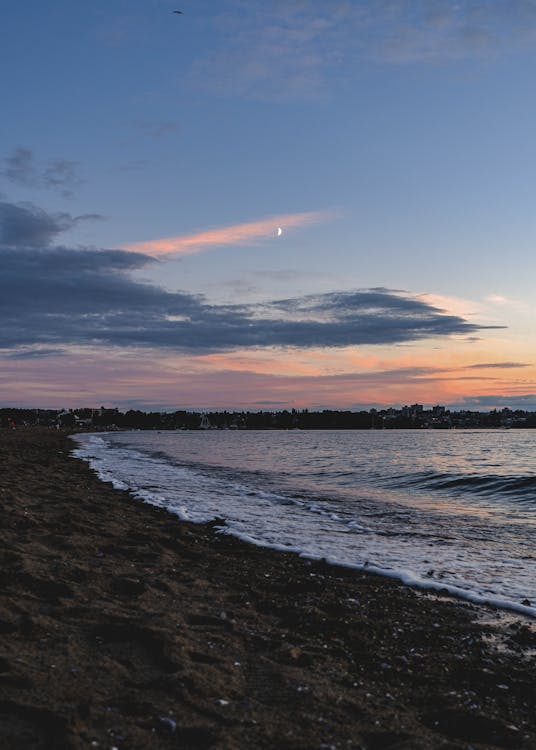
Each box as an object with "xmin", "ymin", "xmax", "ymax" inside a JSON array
[{"xmin": 1, "ymin": 0, "xmax": 536, "ymax": 411}]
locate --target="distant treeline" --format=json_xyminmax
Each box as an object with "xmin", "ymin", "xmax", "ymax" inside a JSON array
[{"xmin": 2, "ymin": 407, "xmax": 536, "ymax": 430}]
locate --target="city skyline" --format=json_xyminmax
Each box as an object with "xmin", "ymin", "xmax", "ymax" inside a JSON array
[{"xmin": 2, "ymin": 1, "xmax": 536, "ymax": 411}]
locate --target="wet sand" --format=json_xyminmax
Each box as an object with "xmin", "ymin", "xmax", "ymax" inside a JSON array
[{"xmin": 0, "ymin": 428, "xmax": 535, "ymax": 749}]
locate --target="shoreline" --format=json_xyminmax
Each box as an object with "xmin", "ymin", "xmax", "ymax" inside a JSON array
[{"xmin": 1, "ymin": 429, "xmax": 535, "ymax": 749}]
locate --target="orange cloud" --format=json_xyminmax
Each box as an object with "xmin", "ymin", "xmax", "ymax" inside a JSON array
[{"xmin": 122, "ymin": 210, "xmax": 332, "ymax": 257}]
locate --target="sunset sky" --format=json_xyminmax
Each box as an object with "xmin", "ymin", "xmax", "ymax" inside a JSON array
[{"xmin": 1, "ymin": 0, "xmax": 536, "ymax": 411}]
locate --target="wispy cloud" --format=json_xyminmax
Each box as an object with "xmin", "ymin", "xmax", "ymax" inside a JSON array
[
  {"xmin": 138, "ymin": 120, "xmax": 180, "ymax": 138},
  {"xmin": 122, "ymin": 210, "xmax": 332, "ymax": 257},
  {"xmin": 6, "ymin": 347, "xmax": 67, "ymax": 360},
  {"xmin": 188, "ymin": 1, "xmax": 536, "ymax": 100},
  {"xmin": 454, "ymin": 394, "xmax": 536, "ymax": 410},
  {"xmin": 483, "ymin": 294, "xmax": 532, "ymax": 314},
  {"xmin": 1, "ymin": 147, "xmax": 83, "ymax": 198},
  {"xmin": 465, "ymin": 362, "xmax": 531, "ymax": 370}
]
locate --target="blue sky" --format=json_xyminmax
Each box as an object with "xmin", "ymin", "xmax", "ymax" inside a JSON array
[{"xmin": 1, "ymin": 0, "xmax": 536, "ymax": 409}]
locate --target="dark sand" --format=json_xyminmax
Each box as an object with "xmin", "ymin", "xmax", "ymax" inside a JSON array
[{"xmin": 0, "ymin": 430, "xmax": 535, "ymax": 750}]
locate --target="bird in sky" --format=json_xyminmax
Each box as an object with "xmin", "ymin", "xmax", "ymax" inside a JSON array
[{"xmin": 172, "ymin": 10, "xmax": 183, "ymax": 14}]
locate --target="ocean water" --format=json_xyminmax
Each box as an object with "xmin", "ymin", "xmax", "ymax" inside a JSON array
[{"xmin": 73, "ymin": 429, "xmax": 536, "ymax": 618}]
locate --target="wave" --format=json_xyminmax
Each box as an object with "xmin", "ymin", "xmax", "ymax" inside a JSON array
[{"xmin": 385, "ymin": 470, "xmax": 536, "ymax": 503}]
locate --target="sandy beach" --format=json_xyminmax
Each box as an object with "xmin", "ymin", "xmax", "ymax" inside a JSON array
[{"xmin": 0, "ymin": 429, "xmax": 534, "ymax": 749}]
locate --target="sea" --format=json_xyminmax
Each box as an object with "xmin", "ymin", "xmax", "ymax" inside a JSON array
[{"xmin": 73, "ymin": 428, "xmax": 536, "ymax": 618}]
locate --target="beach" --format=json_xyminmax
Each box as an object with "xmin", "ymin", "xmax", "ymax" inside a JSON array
[{"xmin": 0, "ymin": 430, "xmax": 535, "ymax": 750}]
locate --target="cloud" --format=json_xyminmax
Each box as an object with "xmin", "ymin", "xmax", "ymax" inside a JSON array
[
  {"xmin": 2, "ymin": 148, "xmax": 82, "ymax": 197},
  {"xmin": 188, "ymin": 1, "xmax": 536, "ymax": 99},
  {"xmin": 484, "ymin": 294, "xmax": 530, "ymax": 313},
  {"xmin": 139, "ymin": 121, "xmax": 180, "ymax": 138},
  {"xmin": 42, "ymin": 160, "xmax": 81, "ymax": 195},
  {"xmin": 455, "ymin": 394, "xmax": 536, "ymax": 410},
  {"xmin": 252, "ymin": 400, "xmax": 293, "ymax": 406},
  {"xmin": 465, "ymin": 362, "xmax": 531, "ymax": 370},
  {"xmin": 0, "ymin": 201, "xmax": 104, "ymax": 247},
  {"xmin": 3, "ymin": 148, "xmax": 34, "ymax": 185},
  {"xmin": 0, "ymin": 199, "xmax": 502, "ymax": 355},
  {"xmin": 254, "ymin": 269, "xmax": 317, "ymax": 282},
  {"xmin": 0, "ymin": 201, "xmax": 74, "ymax": 247},
  {"xmin": 122, "ymin": 210, "xmax": 332, "ymax": 257},
  {"xmin": 5, "ymin": 347, "xmax": 67, "ymax": 360}
]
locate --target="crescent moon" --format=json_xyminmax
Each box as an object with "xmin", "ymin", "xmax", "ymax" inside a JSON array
[{"xmin": 277, "ymin": 227, "xmax": 283, "ymax": 236}]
